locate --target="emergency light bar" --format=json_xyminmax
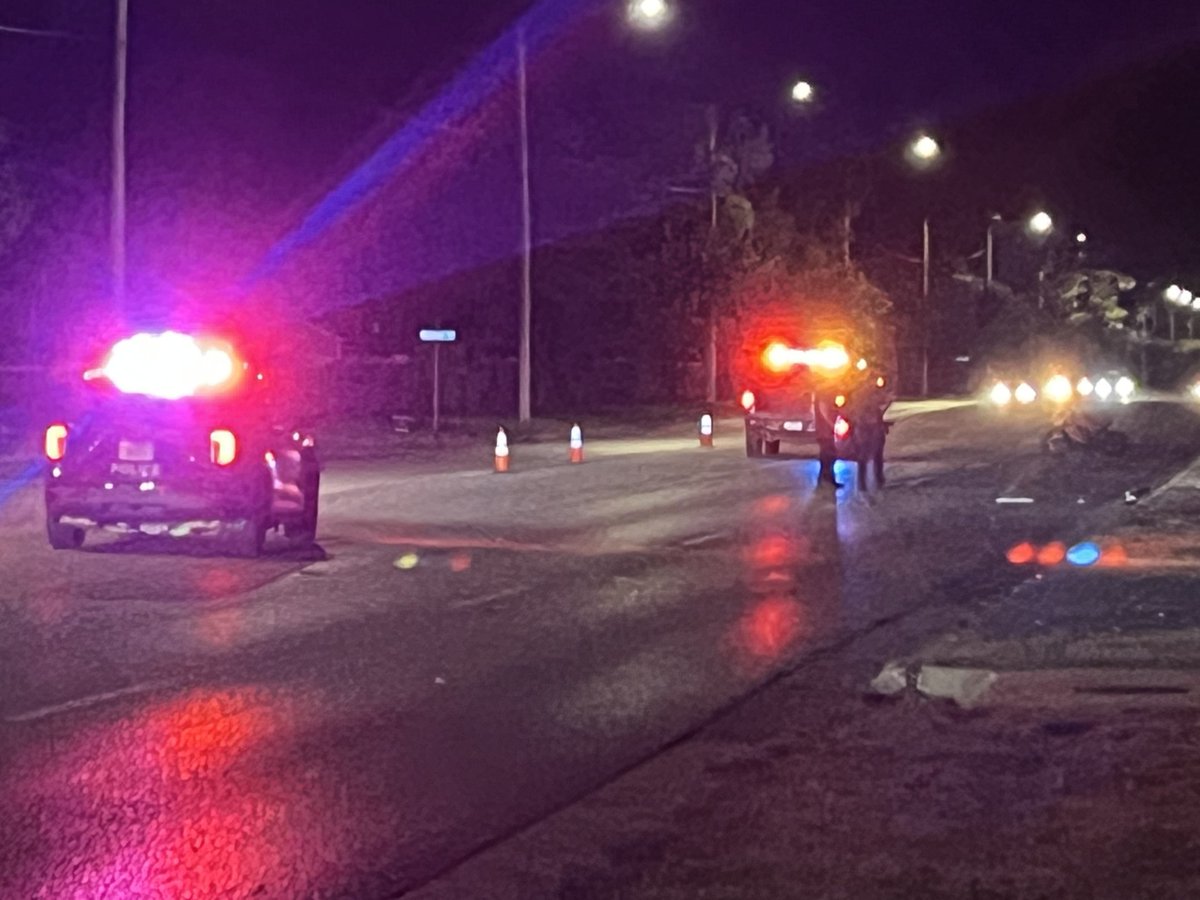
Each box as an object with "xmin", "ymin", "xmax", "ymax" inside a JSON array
[
  {"xmin": 86, "ymin": 331, "xmax": 240, "ymax": 400},
  {"xmin": 763, "ymin": 342, "xmax": 852, "ymax": 373}
]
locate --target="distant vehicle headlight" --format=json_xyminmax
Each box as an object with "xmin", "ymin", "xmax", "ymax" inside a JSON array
[
  {"xmin": 1094, "ymin": 378, "xmax": 1113, "ymax": 400},
  {"xmin": 1189, "ymin": 382, "xmax": 1200, "ymax": 401},
  {"xmin": 1114, "ymin": 376, "xmax": 1135, "ymax": 400},
  {"xmin": 989, "ymin": 381, "xmax": 1012, "ymax": 406},
  {"xmin": 1043, "ymin": 374, "xmax": 1073, "ymax": 404},
  {"xmin": 1014, "ymin": 382, "xmax": 1037, "ymax": 405},
  {"xmin": 1076, "ymin": 377, "xmax": 1094, "ymax": 397}
]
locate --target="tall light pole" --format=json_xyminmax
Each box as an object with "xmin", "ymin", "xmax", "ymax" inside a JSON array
[
  {"xmin": 517, "ymin": 26, "xmax": 532, "ymax": 423},
  {"xmin": 906, "ymin": 133, "xmax": 940, "ymax": 397},
  {"xmin": 516, "ymin": 0, "xmax": 669, "ymax": 423},
  {"xmin": 112, "ymin": 0, "xmax": 128, "ymax": 314},
  {"xmin": 1026, "ymin": 210, "xmax": 1053, "ymax": 310}
]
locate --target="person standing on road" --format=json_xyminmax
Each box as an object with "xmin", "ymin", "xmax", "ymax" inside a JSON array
[
  {"xmin": 814, "ymin": 389, "xmax": 842, "ymax": 489},
  {"xmin": 847, "ymin": 376, "xmax": 890, "ymax": 488}
]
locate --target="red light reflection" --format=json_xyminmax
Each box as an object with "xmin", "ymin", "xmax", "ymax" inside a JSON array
[
  {"xmin": 0, "ymin": 686, "xmax": 377, "ymax": 898},
  {"xmin": 1036, "ymin": 542, "xmax": 1067, "ymax": 566},
  {"xmin": 738, "ymin": 596, "xmax": 805, "ymax": 661},
  {"xmin": 1006, "ymin": 542, "xmax": 1036, "ymax": 565},
  {"xmin": 1098, "ymin": 544, "xmax": 1129, "ymax": 567}
]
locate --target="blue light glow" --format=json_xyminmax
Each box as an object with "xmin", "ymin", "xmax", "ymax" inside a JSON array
[
  {"xmin": 241, "ymin": 0, "xmax": 592, "ymax": 292},
  {"xmin": 1066, "ymin": 541, "xmax": 1101, "ymax": 567}
]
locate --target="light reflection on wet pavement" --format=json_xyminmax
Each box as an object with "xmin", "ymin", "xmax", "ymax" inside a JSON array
[{"xmin": 2, "ymin": 403, "xmax": 1198, "ymax": 898}]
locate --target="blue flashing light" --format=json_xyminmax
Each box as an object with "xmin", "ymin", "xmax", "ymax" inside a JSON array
[{"xmin": 1066, "ymin": 541, "xmax": 1101, "ymax": 567}]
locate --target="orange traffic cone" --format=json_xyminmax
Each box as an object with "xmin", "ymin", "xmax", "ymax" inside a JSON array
[
  {"xmin": 569, "ymin": 423, "xmax": 584, "ymax": 463},
  {"xmin": 494, "ymin": 427, "xmax": 510, "ymax": 472},
  {"xmin": 698, "ymin": 412, "xmax": 714, "ymax": 448}
]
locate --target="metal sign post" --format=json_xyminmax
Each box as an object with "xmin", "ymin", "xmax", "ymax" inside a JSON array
[{"xmin": 419, "ymin": 329, "xmax": 457, "ymax": 433}]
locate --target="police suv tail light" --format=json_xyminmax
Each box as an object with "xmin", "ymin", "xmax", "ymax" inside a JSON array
[
  {"xmin": 45, "ymin": 423, "xmax": 68, "ymax": 461},
  {"xmin": 833, "ymin": 416, "xmax": 851, "ymax": 440},
  {"xmin": 210, "ymin": 429, "xmax": 237, "ymax": 466}
]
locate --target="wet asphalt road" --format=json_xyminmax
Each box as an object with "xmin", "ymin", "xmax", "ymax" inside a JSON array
[{"xmin": 1, "ymin": 401, "xmax": 1198, "ymax": 898}]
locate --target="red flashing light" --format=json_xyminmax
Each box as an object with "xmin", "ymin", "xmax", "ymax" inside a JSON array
[
  {"xmin": 45, "ymin": 423, "xmax": 67, "ymax": 461},
  {"xmin": 740, "ymin": 389, "xmax": 756, "ymax": 411},
  {"xmin": 97, "ymin": 332, "xmax": 240, "ymax": 399},
  {"xmin": 833, "ymin": 416, "xmax": 851, "ymax": 440},
  {"xmin": 763, "ymin": 342, "xmax": 793, "ymax": 373},
  {"xmin": 1006, "ymin": 542, "xmax": 1036, "ymax": 564},
  {"xmin": 1037, "ymin": 542, "xmax": 1067, "ymax": 566},
  {"xmin": 210, "ymin": 429, "xmax": 237, "ymax": 466}
]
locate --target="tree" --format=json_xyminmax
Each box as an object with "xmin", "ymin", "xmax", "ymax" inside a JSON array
[{"xmin": 1048, "ymin": 268, "xmax": 1136, "ymax": 328}]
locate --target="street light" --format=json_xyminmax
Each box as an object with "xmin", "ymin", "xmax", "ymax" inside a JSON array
[
  {"xmin": 909, "ymin": 133, "xmax": 941, "ymax": 164},
  {"xmin": 1166, "ymin": 284, "xmax": 1183, "ymax": 302},
  {"xmin": 902, "ymin": 132, "xmax": 941, "ymax": 397},
  {"xmin": 790, "ymin": 80, "xmax": 815, "ymax": 103},
  {"xmin": 628, "ymin": 0, "xmax": 670, "ymax": 29},
  {"xmin": 516, "ymin": 1, "xmax": 670, "ymax": 423},
  {"xmin": 1029, "ymin": 210, "xmax": 1053, "ymax": 235},
  {"xmin": 1075, "ymin": 231, "xmax": 1088, "ymax": 244}
]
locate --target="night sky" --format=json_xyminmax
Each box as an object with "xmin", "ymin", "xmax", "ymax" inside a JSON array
[{"xmin": 0, "ymin": 0, "xmax": 1197, "ymax": 319}]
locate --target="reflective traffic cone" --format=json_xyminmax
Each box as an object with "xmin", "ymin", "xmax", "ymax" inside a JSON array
[
  {"xmin": 698, "ymin": 412, "xmax": 714, "ymax": 448},
  {"xmin": 569, "ymin": 423, "xmax": 584, "ymax": 463},
  {"xmin": 494, "ymin": 427, "xmax": 509, "ymax": 472}
]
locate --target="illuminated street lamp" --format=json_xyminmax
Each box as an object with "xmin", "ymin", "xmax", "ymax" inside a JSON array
[
  {"xmin": 903, "ymin": 132, "xmax": 941, "ymax": 396},
  {"xmin": 909, "ymin": 133, "xmax": 941, "ymax": 163},
  {"xmin": 790, "ymin": 80, "xmax": 815, "ymax": 103},
  {"xmin": 517, "ymin": 1, "xmax": 670, "ymax": 422},
  {"xmin": 628, "ymin": 0, "xmax": 670, "ymax": 28},
  {"xmin": 1029, "ymin": 210, "xmax": 1053, "ymax": 235},
  {"xmin": 1075, "ymin": 231, "xmax": 1088, "ymax": 244}
]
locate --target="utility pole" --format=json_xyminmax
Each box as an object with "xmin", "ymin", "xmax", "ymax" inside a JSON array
[
  {"xmin": 920, "ymin": 215, "xmax": 930, "ymax": 397},
  {"xmin": 112, "ymin": 0, "xmax": 128, "ymax": 314},
  {"xmin": 985, "ymin": 221, "xmax": 994, "ymax": 289},
  {"xmin": 516, "ymin": 27, "xmax": 532, "ymax": 423},
  {"xmin": 705, "ymin": 104, "xmax": 719, "ymax": 404}
]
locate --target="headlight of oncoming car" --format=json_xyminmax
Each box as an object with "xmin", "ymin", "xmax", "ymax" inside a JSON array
[
  {"xmin": 1114, "ymin": 376, "xmax": 1135, "ymax": 401},
  {"xmin": 1043, "ymin": 374, "xmax": 1073, "ymax": 404},
  {"xmin": 1014, "ymin": 382, "xmax": 1037, "ymax": 405},
  {"xmin": 989, "ymin": 382, "xmax": 1012, "ymax": 406}
]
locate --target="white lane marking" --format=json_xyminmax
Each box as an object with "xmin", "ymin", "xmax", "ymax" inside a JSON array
[
  {"xmin": 450, "ymin": 587, "xmax": 527, "ymax": 610},
  {"xmin": 678, "ymin": 532, "xmax": 727, "ymax": 548},
  {"xmin": 4, "ymin": 680, "xmax": 172, "ymax": 724}
]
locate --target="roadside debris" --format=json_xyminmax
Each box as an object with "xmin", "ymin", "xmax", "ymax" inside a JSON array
[
  {"xmin": 915, "ymin": 665, "xmax": 998, "ymax": 708},
  {"xmin": 868, "ymin": 661, "xmax": 909, "ymax": 697}
]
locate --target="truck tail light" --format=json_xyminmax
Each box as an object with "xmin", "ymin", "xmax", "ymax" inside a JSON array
[
  {"xmin": 740, "ymin": 390, "xmax": 756, "ymax": 412},
  {"xmin": 833, "ymin": 416, "xmax": 851, "ymax": 440},
  {"xmin": 45, "ymin": 424, "xmax": 68, "ymax": 460},
  {"xmin": 210, "ymin": 429, "xmax": 237, "ymax": 466}
]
